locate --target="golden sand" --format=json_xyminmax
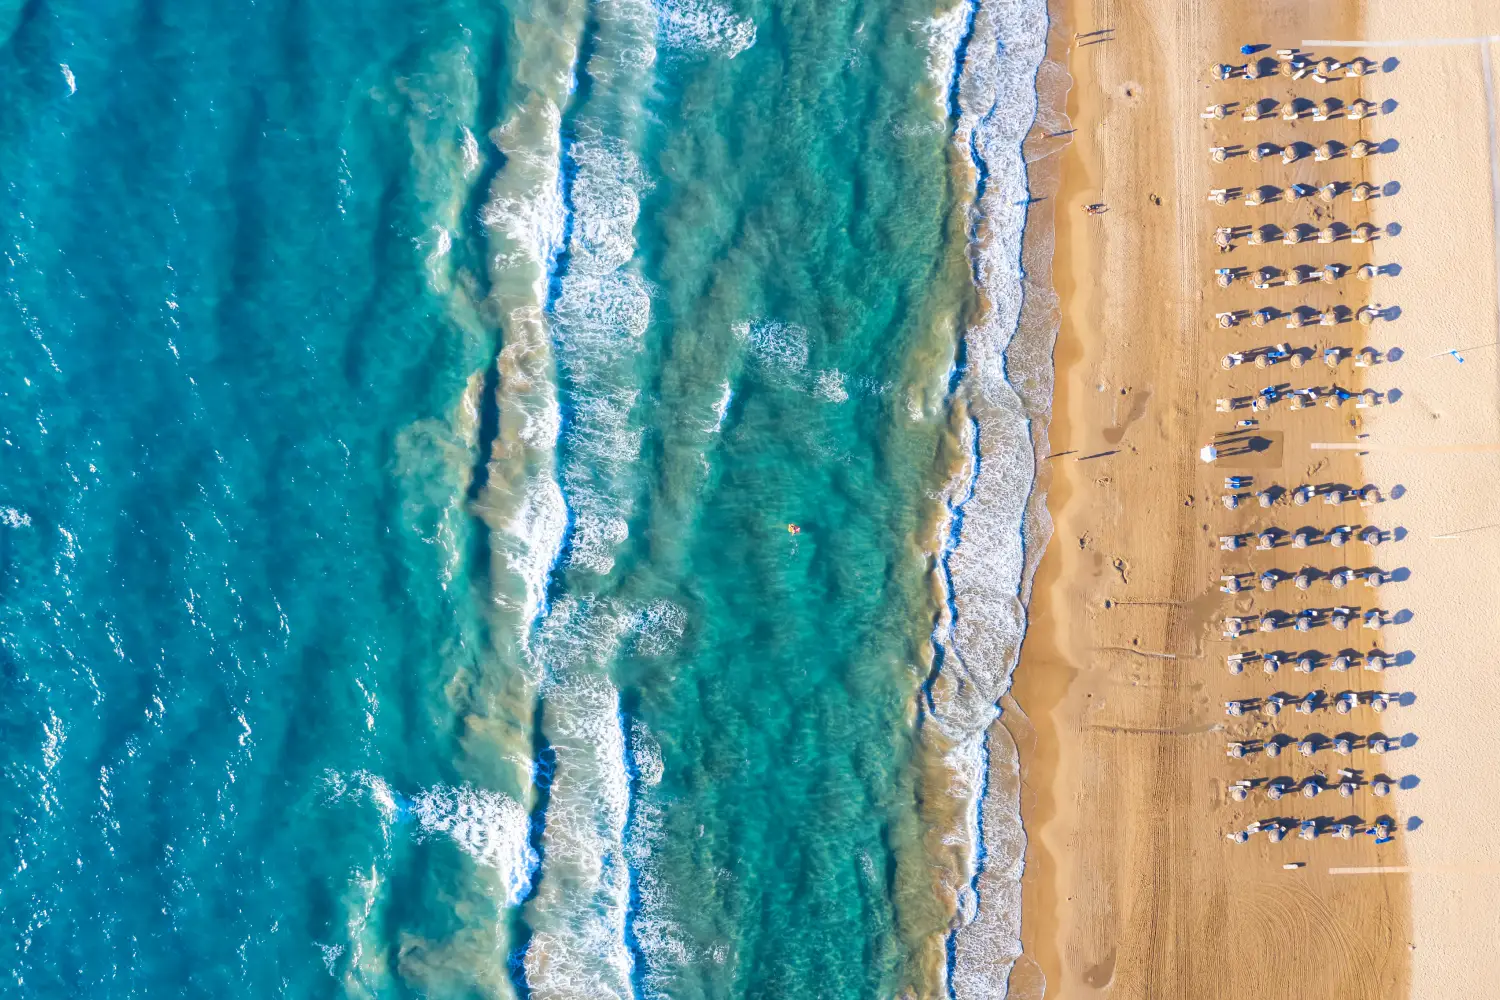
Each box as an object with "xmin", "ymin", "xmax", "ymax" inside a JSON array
[{"xmin": 990, "ymin": 0, "xmax": 1500, "ymax": 994}]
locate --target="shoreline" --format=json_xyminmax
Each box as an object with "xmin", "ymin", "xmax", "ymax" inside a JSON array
[{"xmin": 1007, "ymin": 0, "xmax": 1423, "ymax": 995}]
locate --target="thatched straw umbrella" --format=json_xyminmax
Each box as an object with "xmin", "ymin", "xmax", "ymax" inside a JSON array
[
  {"xmin": 1351, "ymin": 139, "xmax": 1377, "ymax": 158},
  {"xmin": 1336, "ymin": 691, "xmax": 1356, "ymax": 714},
  {"xmin": 1352, "ymin": 182, "xmax": 1377, "ymax": 202},
  {"xmin": 1352, "ymin": 222, "xmax": 1379, "ymax": 243},
  {"xmin": 1372, "ymin": 778, "xmax": 1392, "ymax": 796},
  {"xmin": 1366, "ymin": 652, "xmax": 1387, "ymax": 672},
  {"xmin": 1332, "ymin": 654, "xmax": 1353, "ymax": 672},
  {"xmin": 1210, "ymin": 145, "xmax": 1230, "ymax": 163}
]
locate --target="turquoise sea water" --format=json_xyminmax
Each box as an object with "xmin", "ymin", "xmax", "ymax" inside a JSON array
[{"xmin": 0, "ymin": 0, "xmax": 1050, "ymax": 996}]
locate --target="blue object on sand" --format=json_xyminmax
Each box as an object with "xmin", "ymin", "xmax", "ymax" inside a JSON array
[{"xmin": 1240, "ymin": 44, "xmax": 1256, "ymax": 54}]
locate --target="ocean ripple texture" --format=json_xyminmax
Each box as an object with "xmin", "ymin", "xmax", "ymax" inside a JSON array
[{"xmin": 0, "ymin": 0, "xmax": 1047, "ymax": 996}]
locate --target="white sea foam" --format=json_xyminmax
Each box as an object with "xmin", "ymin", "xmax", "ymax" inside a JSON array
[
  {"xmin": 524, "ymin": 667, "xmax": 636, "ymax": 999},
  {"xmin": 412, "ymin": 784, "xmax": 538, "ymax": 905},
  {"xmin": 1, "ymin": 507, "xmax": 31, "ymax": 528},
  {"xmin": 709, "ymin": 380, "xmax": 733, "ymax": 432},
  {"xmin": 499, "ymin": 475, "xmax": 569, "ymax": 631},
  {"xmin": 814, "ymin": 368, "xmax": 850, "ymax": 403},
  {"xmin": 624, "ymin": 599, "xmax": 686, "ymax": 658},
  {"xmin": 630, "ymin": 719, "xmax": 664, "ymax": 787},
  {"xmin": 919, "ymin": 2, "xmax": 970, "ymax": 110},
  {"xmin": 624, "ymin": 794, "xmax": 693, "ymax": 998},
  {"xmin": 551, "ymin": 129, "xmax": 654, "ymax": 578},
  {"xmin": 460, "ymin": 125, "xmax": 481, "ymax": 177},
  {"xmin": 930, "ymin": 0, "xmax": 1054, "ymax": 996},
  {"xmin": 655, "ymin": 0, "xmax": 757, "ymax": 57},
  {"xmin": 738, "ymin": 318, "xmax": 809, "ymax": 376}
]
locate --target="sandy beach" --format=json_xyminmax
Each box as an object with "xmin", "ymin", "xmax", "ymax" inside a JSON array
[{"xmin": 999, "ymin": 0, "xmax": 1500, "ymax": 994}]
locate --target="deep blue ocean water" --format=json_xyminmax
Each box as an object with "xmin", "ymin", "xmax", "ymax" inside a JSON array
[{"xmin": 0, "ymin": 0, "xmax": 1049, "ymax": 996}]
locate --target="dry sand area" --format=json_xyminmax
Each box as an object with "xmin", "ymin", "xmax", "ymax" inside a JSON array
[{"xmin": 1007, "ymin": 0, "xmax": 1500, "ymax": 996}]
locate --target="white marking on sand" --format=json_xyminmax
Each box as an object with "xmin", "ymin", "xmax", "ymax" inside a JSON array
[
  {"xmin": 1332, "ymin": 865, "xmax": 1500, "ymax": 875},
  {"xmin": 1311, "ymin": 442, "xmax": 1500, "ymax": 452},
  {"xmin": 1482, "ymin": 41, "xmax": 1500, "ymax": 341}
]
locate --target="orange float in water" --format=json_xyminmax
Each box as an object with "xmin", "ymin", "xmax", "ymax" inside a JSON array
[{"xmin": 787, "ymin": 523, "xmax": 801, "ymax": 535}]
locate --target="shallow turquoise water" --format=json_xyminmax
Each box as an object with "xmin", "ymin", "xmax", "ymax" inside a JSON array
[{"xmin": 0, "ymin": 0, "xmax": 1044, "ymax": 995}]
